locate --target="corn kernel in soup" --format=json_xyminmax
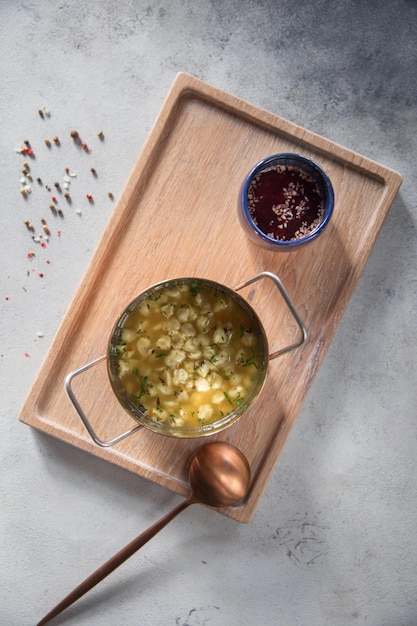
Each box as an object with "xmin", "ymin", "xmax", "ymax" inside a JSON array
[{"xmin": 113, "ymin": 281, "xmax": 264, "ymax": 429}]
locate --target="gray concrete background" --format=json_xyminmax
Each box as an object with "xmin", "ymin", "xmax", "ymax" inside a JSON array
[{"xmin": 1, "ymin": 1, "xmax": 416, "ymax": 625}]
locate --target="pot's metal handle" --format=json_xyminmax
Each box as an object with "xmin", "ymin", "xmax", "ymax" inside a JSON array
[
  {"xmin": 65, "ymin": 355, "xmax": 143, "ymax": 448},
  {"xmin": 234, "ymin": 271, "xmax": 307, "ymax": 360}
]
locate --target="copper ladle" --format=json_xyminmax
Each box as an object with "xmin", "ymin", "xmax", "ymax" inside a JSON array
[{"xmin": 37, "ymin": 442, "xmax": 251, "ymax": 625}]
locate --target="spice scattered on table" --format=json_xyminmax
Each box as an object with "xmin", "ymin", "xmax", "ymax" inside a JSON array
[
  {"xmin": 38, "ymin": 106, "xmax": 50, "ymax": 118},
  {"xmin": 15, "ymin": 110, "xmax": 116, "ymax": 282}
]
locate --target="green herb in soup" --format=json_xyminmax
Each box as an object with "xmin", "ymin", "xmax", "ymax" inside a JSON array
[{"xmin": 114, "ymin": 282, "xmax": 264, "ymax": 429}]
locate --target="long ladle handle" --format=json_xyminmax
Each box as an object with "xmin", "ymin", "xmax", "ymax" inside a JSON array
[{"xmin": 37, "ymin": 497, "xmax": 193, "ymax": 625}]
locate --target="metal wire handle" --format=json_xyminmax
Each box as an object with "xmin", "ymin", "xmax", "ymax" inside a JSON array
[
  {"xmin": 65, "ymin": 356, "xmax": 143, "ymax": 447},
  {"xmin": 234, "ymin": 271, "xmax": 307, "ymax": 360}
]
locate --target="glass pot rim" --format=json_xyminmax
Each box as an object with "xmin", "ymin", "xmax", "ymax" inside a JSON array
[{"xmin": 107, "ymin": 277, "xmax": 269, "ymax": 438}]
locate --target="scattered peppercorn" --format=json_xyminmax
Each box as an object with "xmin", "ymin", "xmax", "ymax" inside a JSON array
[
  {"xmin": 38, "ymin": 106, "xmax": 50, "ymax": 118},
  {"xmin": 108, "ymin": 192, "xmax": 114, "ymax": 200},
  {"xmin": 17, "ymin": 120, "xmax": 111, "ymax": 281}
]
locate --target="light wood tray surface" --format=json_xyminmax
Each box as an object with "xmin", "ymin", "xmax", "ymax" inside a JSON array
[{"xmin": 19, "ymin": 73, "xmax": 402, "ymax": 523}]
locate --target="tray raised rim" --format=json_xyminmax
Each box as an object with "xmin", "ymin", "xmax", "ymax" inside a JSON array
[{"xmin": 19, "ymin": 72, "xmax": 402, "ymax": 523}]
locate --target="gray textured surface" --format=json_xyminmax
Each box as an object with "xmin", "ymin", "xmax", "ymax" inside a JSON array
[{"xmin": 1, "ymin": 1, "xmax": 416, "ymax": 625}]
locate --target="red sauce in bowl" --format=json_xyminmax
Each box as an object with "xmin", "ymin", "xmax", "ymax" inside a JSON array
[{"xmin": 247, "ymin": 165, "xmax": 325, "ymax": 241}]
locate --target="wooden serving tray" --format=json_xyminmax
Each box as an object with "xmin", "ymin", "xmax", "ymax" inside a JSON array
[{"xmin": 19, "ymin": 73, "xmax": 402, "ymax": 523}]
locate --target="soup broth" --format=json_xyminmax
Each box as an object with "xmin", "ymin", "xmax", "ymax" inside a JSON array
[{"xmin": 111, "ymin": 280, "xmax": 266, "ymax": 431}]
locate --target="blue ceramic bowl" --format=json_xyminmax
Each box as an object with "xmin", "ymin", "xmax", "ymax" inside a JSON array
[{"xmin": 238, "ymin": 153, "xmax": 334, "ymax": 251}]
